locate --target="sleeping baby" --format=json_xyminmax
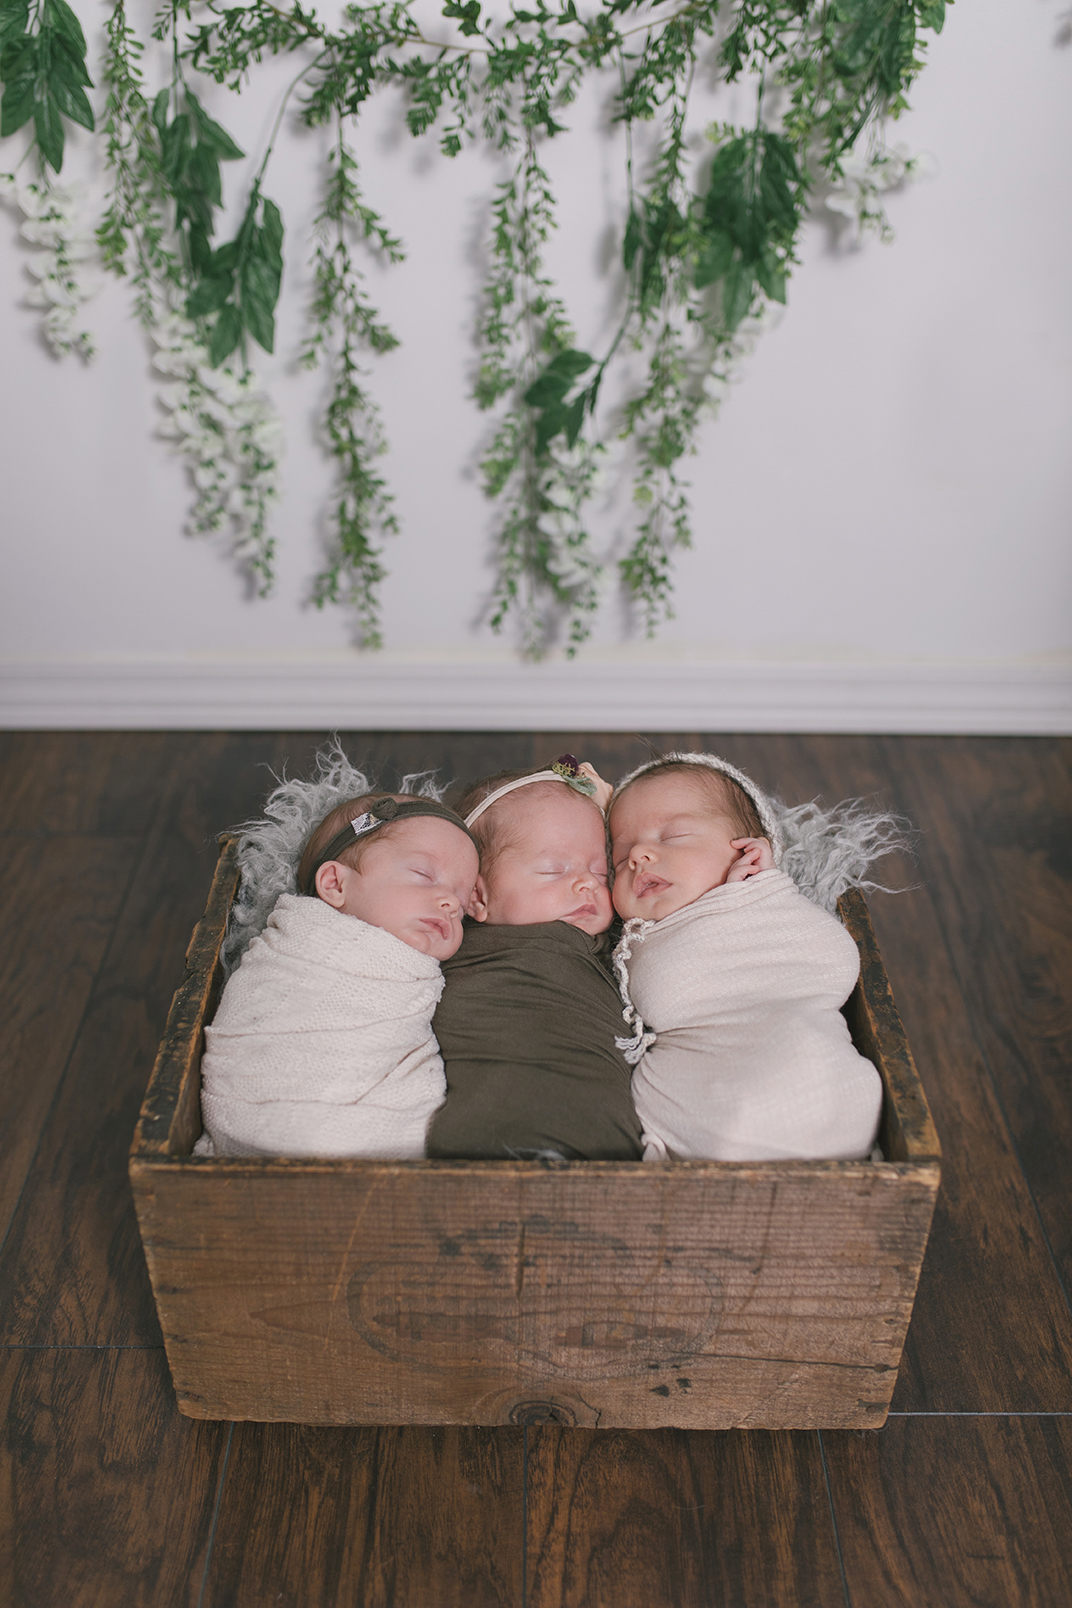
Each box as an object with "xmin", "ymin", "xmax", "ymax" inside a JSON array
[
  {"xmin": 196, "ymin": 794, "xmax": 479, "ymax": 1158},
  {"xmin": 608, "ymin": 753, "xmax": 883, "ymax": 1163},
  {"xmin": 426, "ymin": 759, "xmax": 643, "ymax": 1161}
]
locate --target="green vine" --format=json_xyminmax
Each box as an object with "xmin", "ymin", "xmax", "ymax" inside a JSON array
[{"xmin": 0, "ymin": 0, "xmax": 949, "ymax": 652}]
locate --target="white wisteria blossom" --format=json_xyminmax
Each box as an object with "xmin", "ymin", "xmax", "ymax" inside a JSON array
[
  {"xmin": 151, "ymin": 300, "xmax": 283, "ymax": 592},
  {"xmin": 825, "ymin": 136, "xmax": 938, "ymax": 246},
  {"xmin": 0, "ymin": 173, "xmax": 98, "ymax": 360}
]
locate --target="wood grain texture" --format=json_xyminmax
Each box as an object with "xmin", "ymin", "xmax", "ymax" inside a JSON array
[
  {"xmin": 0, "ymin": 734, "xmax": 285, "ymax": 1348},
  {"xmin": 526, "ymin": 1426, "xmax": 846, "ymax": 1608},
  {"xmin": 0, "ymin": 1345, "xmax": 229, "ymax": 1608},
  {"xmin": 873, "ymin": 737, "xmax": 1072, "ymax": 1292},
  {"xmin": 0, "ymin": 732, "xmax": 174, "ymax": 836},
  {"xmin": 823, "ymin": 1415, "xmax": 1072, "ymax": 1608},
  {"xmin": 130, "ymin": 1157, "xmax": 936, "ymax": 1429},
  {"xmin": 0, "ymin": 836, "xmax": 132, "ymax": 1246},
  {"xmin": 754, "ymin": 735, "xmax": 1072, "ymax": 1414},
  {"xmin": 202, "ymin": 1424, "xmax": 524, "ymax": 1608}
]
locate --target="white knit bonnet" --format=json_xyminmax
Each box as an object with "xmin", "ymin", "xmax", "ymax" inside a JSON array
[{"xmin": 609, "ymin": 752, "xmax": 783, "ymax": 864}]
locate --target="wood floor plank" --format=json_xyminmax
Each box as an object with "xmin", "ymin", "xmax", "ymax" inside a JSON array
[
  {"xmin": 0, "ymin": 1345, "xmax": 229, "ymax": 1608},
  {"xmin": 0, "ymin": 732, "xmax": 175, "ymax": 837},
  {"xmin": 752, "ymin": 736, "xmax": 1072, "ymax": 1412},
  {"xmin": 0, "ymin": 733, "xmax": 290, "ymax": 1347},
  {"xmin": 525, "ymin": 1427, "xmax": 846, "ymax": 1608},
  {"xmin": 202, "ymin": 1424, "xmax": 524, "ymax": 1608},
  {"xmin": 874, "ymin": 737, "xmax": 1072, "ymax": 1294},
  {"xmin": 822, "ymin": 1415, "xmax": 1072, "ymax": 1608},
  {"xmin": 0, "ymin": 836, "xmax": 133, "ymax": 1247}
]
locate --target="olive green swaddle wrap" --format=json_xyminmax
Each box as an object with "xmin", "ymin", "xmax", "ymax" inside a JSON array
[{"xmin": 426, "ymin": 921, "xmax": 643, "ymax": 1161}]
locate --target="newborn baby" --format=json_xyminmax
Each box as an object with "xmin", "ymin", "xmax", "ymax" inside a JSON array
[
  {"xmin": 197, "ymin": 793, "xmax": 479, "ymax": 1158},
  {"xmin": 609, "ymin": 754, "xmax": 883, "ymax": 1163},
  {"xmin": 426, "ymin": 760, "xmax": 643, "ymax": 1161}
]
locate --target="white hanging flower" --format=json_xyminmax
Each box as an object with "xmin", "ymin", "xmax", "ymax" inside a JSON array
[
  {"xmin": 825, "ymin": 135, "xmax": 937, "ymax": 246},
  {"xmin": 0, "ymin": 174, "xmax": 98, "ymax": 360},
  {"xmin": 147, "ymin": 286, "xmax": 282, "ymax": 590}
]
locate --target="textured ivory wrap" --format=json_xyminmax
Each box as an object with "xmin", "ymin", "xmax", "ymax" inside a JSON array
[
  {"xmin": 618, "ymin": 869, "xmax": 883, "ymax": 1162},
  {"xmin": 197, "ymin": 893, "xmax": 446, "ymax": 1158}
]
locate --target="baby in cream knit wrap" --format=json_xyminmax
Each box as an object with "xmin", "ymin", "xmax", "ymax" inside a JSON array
[
  {"xmin": 609, "ymin": 755, "xmax": 883, "ymax": 1163},
  {"xmin": 197, "ymin": 792, "xmax": 479, "ymax": 1159}
]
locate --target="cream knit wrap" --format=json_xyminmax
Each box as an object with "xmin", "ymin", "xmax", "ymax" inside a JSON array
[
  {"xmin": 197, "ymin": 893, "xmax": 447, "ymax": 1158},
  {"xmin": 616, "ymin": 869, "xmax": 883, "ymax": 1163}
]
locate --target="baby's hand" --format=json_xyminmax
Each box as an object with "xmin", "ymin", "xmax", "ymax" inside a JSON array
[{"xmin": 726, "ymin": 837, "xmax": 774, "ymax": 882}]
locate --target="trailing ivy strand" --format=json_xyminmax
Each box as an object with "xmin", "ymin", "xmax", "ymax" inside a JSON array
[{"xmin": 0, "ymin": 0, "xmax": 948, "ymax": 653}]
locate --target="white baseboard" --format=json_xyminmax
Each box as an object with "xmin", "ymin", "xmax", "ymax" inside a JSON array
[{"xmin": 1, "ymin": 655, "xmax": 1069, "ymax": 734}]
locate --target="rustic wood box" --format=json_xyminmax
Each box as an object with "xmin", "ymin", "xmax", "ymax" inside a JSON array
[{"xmin": 129, "ymin": 837, "xmax": 940, "ymax": 1430}]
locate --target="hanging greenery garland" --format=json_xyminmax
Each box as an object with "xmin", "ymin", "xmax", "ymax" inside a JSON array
[{"xmin": 0, "ymin": 0, "xmax": 947, "ymax": 653}]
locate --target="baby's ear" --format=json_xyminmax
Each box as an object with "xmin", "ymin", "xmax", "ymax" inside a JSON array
[
  {"xmin": 466, "ymin": 875, "xmax": 490, "ymax": 923},
  {"xmin": 314, "ymin": 860, "xmax": 347, "ymax": 909}
]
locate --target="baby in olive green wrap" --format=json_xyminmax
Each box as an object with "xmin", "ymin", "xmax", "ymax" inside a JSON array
[{"xmin": 426, "ymin": 759, "xmax": 643, "ymax": 1162}]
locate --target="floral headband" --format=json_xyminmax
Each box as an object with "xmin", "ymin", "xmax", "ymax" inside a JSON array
[
  {"xmin": 463, "ymin": 754, "xmax": 613, "ymax": 828},
  {"xmin": 301, "ymin": 796, "xmax": 478, "ymax": 895}
]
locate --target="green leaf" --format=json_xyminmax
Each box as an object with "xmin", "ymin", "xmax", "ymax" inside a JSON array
[
  {"xmin": 524, "ymin": 371, "xmax": 571, "ymax": 408},
  {"xmin": 186, "ymin": 272, "xmax": 234, "ymax": 318},
  {"xmin": 186, "ymin": 91, "xmax": 244, "ymax": 160},
  {"xmin": 189, "ymin": 141, "xmax": 222, "ymax": 207},
  {"xmin": 0, "ymin": 73, "xmax": 37, "ymax": 138},
  {"xmin": 563, "ymin": 393, "xmax": 586, "ymax": 448},
  {"xmin": 209, "ymin": 302, "xmax": 242, "ymax": 367},
  {"xmin": 242, "ymin": 288, "xmax": 275, "ymax": 354},
  {"xmin": 50, "ymin": 75, "xmax": 93, "ymax": 131},
  {"xmin": 755, "ymin": 250, "xmax": 787, "ymax": 304},
  {"xmin": 260, "ymin": 198, "xmax": 283, "ymax": 264},
  {"xmin": 546, "ymin": 348, "xmax": 594, "ymax": 380},
  {"xmin": 918, "ymin": 0, "xmax": 944, "ymax": 31},
  {"xmin": 212, "ymin": 240, "xmax": 239, "ymax": 273},
  {"xmin": 0, "ymin": 0, "xmax": 29, "ymax": 45},
  {"xmin": 160, "ymin": 114, "xmax": 191, "ymax": 185},
  {"xmin": 623, "ymin": 207, "xmax": 641, "ymax": 271},
  {"xmin": 722, "ymin": 256, "xmax": 753, "ymax": 330},
  {"xmin": 42, "ymin": 0, "xmax": 86, "ymax": 54},
  {"xmin": 189, "ymin": 224, "xmax": 213, "ymax": 274},
  {"xmin": 151, "ymin": 88, "xmax": 169, "ymax": 135},
  {"xmin": 242, "ymin": 252, "xmax": 282, "ymax": 315},
  {"xmin": 694, "ymin": 230, "xmax": 734, "ymax": 289},
  {"xmin": 535, "ymin": 401, "xmax": 568, "ymax": 455},
  {"xmin": 1, "ymin": 30, "xmax": 36, "ymax": 77},
  {"xmin": 33, "ymin": 92, "xmax": 65, "ymax": 171},
  {"xmin": 50, "ymin": 32, "xmax": 94, "ymax": 89}
]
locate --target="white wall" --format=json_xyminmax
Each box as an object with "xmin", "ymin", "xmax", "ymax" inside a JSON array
[{"xmin": 1, "ymin": 0, "xmax": 1070, "ymax": 730}]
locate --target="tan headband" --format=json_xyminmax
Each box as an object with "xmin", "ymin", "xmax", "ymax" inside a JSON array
[{"xmin": 464, "ymin": 760, "xmax": 608, "ymax": 828}]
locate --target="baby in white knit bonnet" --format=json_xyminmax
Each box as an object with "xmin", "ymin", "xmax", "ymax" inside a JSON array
[
  {"xmin": 196, "ymin": 793, "xmax": 479, "ymax": 1159},
  {"xmin": 608, "ymin": 754, "xmax": 883, "ymax": 1163}
]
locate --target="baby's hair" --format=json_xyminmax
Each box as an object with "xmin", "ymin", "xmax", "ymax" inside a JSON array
[
  {"xmin": 297, "ymin": 792, "xmax": 417, "ymax": 892},
  {"xmin": 612, "ymin": 758, "xmax": 765, "ymax": 843},
  {"xmin": 452, "ymin": 766, "xmax": 590, "ymax": 877}
]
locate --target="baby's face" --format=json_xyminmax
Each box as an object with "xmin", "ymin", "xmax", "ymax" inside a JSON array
[
  {"xmin": 470, "ymin": 788, "xmax": 613, "ymax": 936},
  {"xmin": 610, "ymin": 774, "xmax": 742, "ymax": 922},
  {"xmin": 318, "ymin": 816, "xmax": 479, "ymax": 960}
]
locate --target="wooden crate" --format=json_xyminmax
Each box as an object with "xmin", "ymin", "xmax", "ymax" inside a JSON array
[{"xmin": 129, "ymin": 837, "xmax": 940, "ymax": 1429}]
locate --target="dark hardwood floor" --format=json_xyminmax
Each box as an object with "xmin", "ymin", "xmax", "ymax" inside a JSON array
[{"xmin": 1, "ymin": 730, "xmax": 1070, "ymax": 1607}]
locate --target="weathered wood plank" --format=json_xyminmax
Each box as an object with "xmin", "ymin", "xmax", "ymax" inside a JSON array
[
  {"xmin": 0, "ymin": 734, "xmax": 285, "ymax": 1347},
  {"xmin": 130, "ymin": 1158, "xmax": 936, "ymax": 1429},
  {"xmin": 201, "ymin": 1424, "xmax": 524, "ymax": 1608},
  {"xmin": 875, "ymin": 736, "xmax": 1072, "ymax": 1292},
  {"xmin": 0, "ymin": 731, "xmax": 174, "ymax": 837},
  {"xmin": 0, "ymin": 1346, "xmax": 229, "ymax": 1608},
  {"xmin": 823, "ymin": 1414, "xmax": 1072, "ymax": 1608},
  {"xmin": 526, "ymin": 1426, "xmax": 846, "ymax": 1608},
  {"xmin": 0, "ymin": 836, "xmax": 132, "ymax": 1247},
  {"xmin": 761, "ymin": 735, "xmax": 1072, "ymax": 1413}
]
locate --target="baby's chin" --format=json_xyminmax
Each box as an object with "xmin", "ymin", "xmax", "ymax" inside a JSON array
[{"xmin": 558, "ymin": 907, "xmax": 614, "ymax": 936}]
